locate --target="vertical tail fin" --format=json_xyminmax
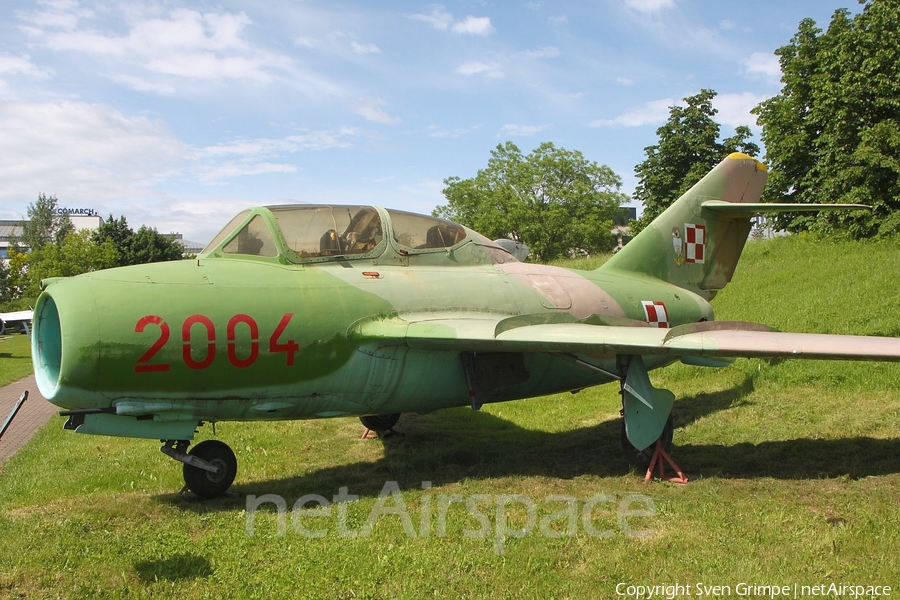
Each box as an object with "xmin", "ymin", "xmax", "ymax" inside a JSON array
[{"xmin": 601, "ymin": 153, "xmax": 768, "ymax": 300}]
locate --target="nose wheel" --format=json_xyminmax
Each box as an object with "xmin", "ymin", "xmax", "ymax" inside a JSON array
[{"xmin": 162, "ymin": 439, "xmax": 237, "ymax": 499}]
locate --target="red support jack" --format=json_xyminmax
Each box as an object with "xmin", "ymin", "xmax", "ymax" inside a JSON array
[
  {"xmin": 644, "ymin": 440, "xmax": 689, "ymax": 484},
  {"xmin": 360, "ymin": 428, "xmax": 400, "ymax": 439}
]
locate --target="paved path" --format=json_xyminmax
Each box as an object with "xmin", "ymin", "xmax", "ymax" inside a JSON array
[{"xmin": 0, "ymin": 375, "xmax": 57, "ymax": 464}]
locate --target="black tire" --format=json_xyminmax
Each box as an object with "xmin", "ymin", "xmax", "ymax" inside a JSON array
[
  {"xmin": 359, "ymin": 413, "xmax": 400, "ymax": 433},
  {"xmin": 621, "ymin": 415, "xmax": 674, "ymax": 467},
  {"xmin": 183, "ymin": 440, "xmax": 237, "ymax": 499}
]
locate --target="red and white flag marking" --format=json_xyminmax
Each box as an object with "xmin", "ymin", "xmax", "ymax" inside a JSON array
[
  {"xmin": 684, "ymin": 223, "xmax": 706, "ymax": 263},
  {"xmin": 641, "ymin": 301, "xmax": 669, "ymax": 328}
]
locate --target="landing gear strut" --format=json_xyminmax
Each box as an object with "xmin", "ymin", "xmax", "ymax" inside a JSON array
[
  {"xmin": 618, "ymin": 354, "xmax": 689, "ymax": 483},
  {"xmin": 161, "ymin": 439, "xmax": 237, "ymax": 499}
]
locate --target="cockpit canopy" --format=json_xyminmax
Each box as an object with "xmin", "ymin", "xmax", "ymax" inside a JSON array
[{"xmin": 201, "ymin": 205, "xmax": 518, "ymax": 267}]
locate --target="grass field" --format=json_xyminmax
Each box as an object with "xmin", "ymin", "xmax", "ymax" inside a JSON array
[
  {"xmin": 0, "ymin": 334, "xmax": 33, "ymax": 388},
  {"xmin": 1, "ymin": 235, "xmax": 899, "ymax": 599}
]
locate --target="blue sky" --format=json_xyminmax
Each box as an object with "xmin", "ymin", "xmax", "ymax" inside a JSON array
[{"xmin": 0, "ymin": 1, "xmax": 857, "ymax": 244}]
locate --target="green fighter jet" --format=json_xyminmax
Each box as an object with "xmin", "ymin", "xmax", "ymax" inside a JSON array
[{"xmin": 31, "ymin": 153, "xmax": 900, "ymax": 498}]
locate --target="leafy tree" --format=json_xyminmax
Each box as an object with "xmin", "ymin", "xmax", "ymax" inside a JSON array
[
  {"xmin": 92, "ymin": 215, "xmax": 131, "ymax": 256},
  {"xmin": 93, "ymin": 215, "xmax": 184, "ymax": 266},
  {"xmin": 17, "ymin": 193, "xmax": 73, "ymax": 252},
  {"xmin": 631, "ymin": 89, "xmax": 759, "ymax": 235},
  {"xmin": 128, "ymin": 226, "xmax": 184, "ymax": 265},
  {"xmin": 434, "ymin": 142, "xmax": 626, "ymax": 261},
  {"xmin": 0, "ymin": 259, "xmax": 9, "ymax": 304},
  {"xmin": 5, "ymin": 250, "xmax": 30, "ymax": 301},
  {"xmin": 753, "ymin": 1, "xmax": 900, "ymax": 237},
  {"xmin": 25, "ymin": 230, "xmax": 119, "ymax": 296}
]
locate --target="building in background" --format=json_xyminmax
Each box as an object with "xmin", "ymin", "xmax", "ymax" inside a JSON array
[
  {"xmin": 0, "ymin": 207, "xmax": 203, "ymax": 259},
  {"xmin": 612, "ymin": 206, "xmax": 637, "ymax": 252}
]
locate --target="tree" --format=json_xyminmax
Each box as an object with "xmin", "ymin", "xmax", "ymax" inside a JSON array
[
  {"xmin": 753, "ymin": 1, "xmax": 900, "ymax": 237},
  {"xmin": 93, "ymin": 215, "xmax": 184, "ymax": 266},
  {"xmin": 27, "ymin": 230, "xmax": 119, "ymax": 288},
  {"xmin": 17, "ymin": 193, "xmax": 73, "ymax": 252},
  {"xmin": 631, "ymin": 89, "xmax": 759, "ymax": 235},
  {"xmin": 0, "ymin": 259, "xmax": 9, "ymax": 304},
  {"xmin": 434, "ymin": 142, "xmax": 627, "ymax": 261},
  {"xmin": 5, "ymin": 250, "xmax": 30, "ymax": 301},
  {"xmin": 128, "ymin": 226, "xmax": 184, "ymax": 265}
]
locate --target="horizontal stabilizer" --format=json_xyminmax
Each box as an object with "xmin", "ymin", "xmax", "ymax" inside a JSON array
[{"xmin": 702, "ymin": 201, "xmax": 870, "ymax": 216}]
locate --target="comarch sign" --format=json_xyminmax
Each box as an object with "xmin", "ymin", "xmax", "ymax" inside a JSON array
[{"xmin": 55, "ymin": 207, "xmax": 98, "ymax": 217}]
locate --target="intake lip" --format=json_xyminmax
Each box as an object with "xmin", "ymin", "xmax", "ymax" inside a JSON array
[{"xmin": 32, "ymin": 292, "xmax": 63, "ymax": 401}]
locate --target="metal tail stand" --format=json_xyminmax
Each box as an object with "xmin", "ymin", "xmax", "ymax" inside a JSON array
[
  {"xmin": 644, "ymin": 439, "xmax": 690, "ymax": 484},
  {"xmin": 0, "ymin": 391, "xmax": 28, "ymax": 442}
]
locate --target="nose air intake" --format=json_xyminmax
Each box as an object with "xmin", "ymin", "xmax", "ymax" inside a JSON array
[{"xmin": 32, "ymin": 294, "xmax": 63, "ymax": 400}]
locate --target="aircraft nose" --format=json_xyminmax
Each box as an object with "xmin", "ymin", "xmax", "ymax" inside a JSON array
[{"xmin": 31, "ymin": 277, "xmax": 102, "ymax": 409}]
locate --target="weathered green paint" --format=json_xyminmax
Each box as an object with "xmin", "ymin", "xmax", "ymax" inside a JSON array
[
  {"xmin": 622, "ymin": 355, "xmax": 676, "ymax": 451},
  {"xmin": 31, "ymin": 154, "xmax": 900, "ymax": 451}
]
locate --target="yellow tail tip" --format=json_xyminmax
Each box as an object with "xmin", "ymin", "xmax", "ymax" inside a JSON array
[{"xmin": 726, "ymin": 152, "xmax": 767, "ymax": 172}]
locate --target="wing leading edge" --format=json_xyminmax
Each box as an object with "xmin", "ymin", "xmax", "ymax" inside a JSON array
[{"xmin": 351, "ymin": 316, "xmax": 900, "ymax": 362}]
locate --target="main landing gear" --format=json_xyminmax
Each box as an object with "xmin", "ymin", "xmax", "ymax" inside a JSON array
[
  {"xmin": 359, "ymin": 413, "xmax": 401, "ymax": 438},
  {"xmin": 161, "ymin": 439, "xmax": 237, "ymax": 499},
  {"xmin": 618, "ymin": 355, "xmax": 689, "ymax": 484}
]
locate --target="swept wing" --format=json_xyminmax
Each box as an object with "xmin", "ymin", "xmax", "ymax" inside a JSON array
[{"xmin": 352, "ymin": 315, "xmax": 900, "ymax": 362}]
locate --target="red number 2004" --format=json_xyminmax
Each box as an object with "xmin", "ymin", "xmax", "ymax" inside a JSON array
[{"xmin": 134, "ymin": 313, "xmax": 297, "ymax": 372}]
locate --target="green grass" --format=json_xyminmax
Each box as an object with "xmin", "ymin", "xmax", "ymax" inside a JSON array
[
  {"xmin": 2, "ymin": 236, "xmax": 899, "ymax": 598},
  {"xmin": 0, "ymin": 334, "xmax": 33, "ymax": 387}
]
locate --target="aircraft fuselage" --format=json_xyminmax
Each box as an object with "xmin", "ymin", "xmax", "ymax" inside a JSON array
[{"xmin": 33, "ymin": 255, "xmax": 711, "ymax": 438}]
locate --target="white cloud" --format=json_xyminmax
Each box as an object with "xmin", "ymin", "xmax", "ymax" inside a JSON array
[
  {"xmin": 409, "ymin": 6, "xmax": 493, "ymax": 35},
  {"xmin": 15, "ymin": 0, "xmax": 93, "ymax": 32},
  {"xmin": 0, "ymin": 100, "xmax": 356, "ymax": 219},
  {"xmin": 501, "ymin": 124, "xmax": 548, "ymax": 137},
  {"xmin": 354, "ymin": 97, "xmax": 400, "ymax": 124},
  {"xmin": 714, "ymin": 92, "xmax": 768, "ymax": 127},
  {"xmin": 519, "ymin": 47, "xmax": 560, "ymax": 59},
  {"xmin": 187, "ymin": 129, "xmax": 355, "ymax": 182},
  {"xmin": 194, "ymin": 161, "xmax": 297, "ymax": 183},
  {"xmin": 31, "ymin": 7, "xmax": 298, "ymax": 85},
  {"xmin": 294, "ymin": 36, "xmax": 320, "ymax": 49},
  {"xmin": 194, "ymin": 132, "xmax": 348, "ymax": 159},
  {"xmin": 591, "ymin": 93, "xmax": 767, "ymax": 129},
  {"xmin": 452, "ymin": 16, "xmax": 494, "ymax": 35},
  {"xmin": 742, "ymin": 52, "xmax": 781, "ymax": 83},
  {"xmin": 408, "ymin": 6, "xmax": 454, "ymax": 30},
  {"xmin": 110, "ymin": 74, "xmax": 176, "ymax": 94},
  {"xmin": 624, "ymin": 0, "xmax": 675, "ymax": 13},
  {"xmin": 351, "ymin": 41, "xmax": 381, "ymax": 54},
  {"xmin": 590, "ymin": 98, "xmax": 674, "ymax": 127},
  {"xmin": 426, "ymin": 124, "xmax": 480, "ymax": 138},
  {"xmin": 455, "ymin": 61, "xmax": 503, "ymax": 78},
  {"xmin": 0, "ymin": 53, "xmax": 53, "ymax": 79},
  {"xmin": 0, "ymin": 101, "xmax": 187, "ymax": 209},
  {"xmin": 45, "ymin": 9, "xmax": 253, "ymax": 56}
]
